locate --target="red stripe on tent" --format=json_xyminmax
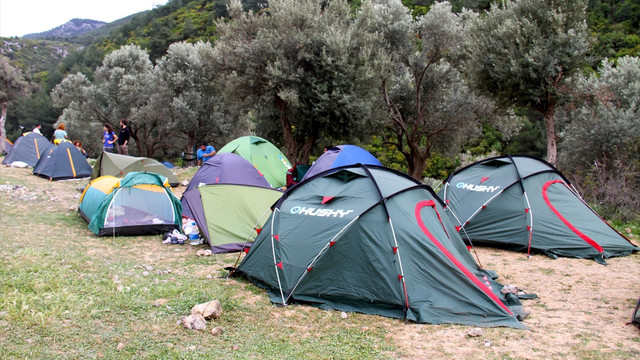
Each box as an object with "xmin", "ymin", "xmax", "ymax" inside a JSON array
[
  {"xmin": 414, "ymin": 201, "xmax": 513, "ymax": 315},
  {"xmin": 276, "ymin": 262, "xmax": 283, "ymax": 269},
  {"xmin": 525, "ymin": 208, "xmax": 530, "ymax": 213},
  {"xmin": 329, "ymin": 241, "xmax": 336, "ymax": 247},
  {"xmin": 273, "ymin": 234, "xmax": 280, "ymax": 241},
  {"xmin": 482, "ymin": 205, "xmax": 486, "ymax": 209},
  {"xmin": 216, "ymin": 176, "xmax": 220, "ymax": 183},
  {"xmin": 481, "ymin": 177, "xmax": 489, "ymax": 183},
  {"xmin": 398, "ymin": 274, "xmax": 403, "ymax": 280},
  {"xmin": 393, "ymin": 247, "xmax": 398, "ymax": 254},
  {"xmin": 255, "ymin": 227, "xmax": 262, "ymax": 235},
  {"xmin": 244, "ymin": 248, "xmax": 250, "ymax": 253},
  {"xmin": 542, "ymin": 180, "xmax": 604, "ymax": 253},
  {"xmin": 307, "ymin": 267, "xmax": 313, "ymax": 272},
  {"xmin": 467, "ymin": 245, "xmax": 472, "ymax": 251},
  {"xmin": 321, "ymin": 196, "xmax": 334, "ymax": 205},
  {"xmin": 455, "ymin": 226, "xmax": 461, "ymax": 232}
]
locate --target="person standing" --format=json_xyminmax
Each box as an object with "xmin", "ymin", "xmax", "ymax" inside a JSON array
[
  {"xmin": 196, "ymin": 143, "xmax": 216, "ymax": 166},
  {"xmin": 117, "ymin": 119, "xmax": 131, "ymax": 155},
  {"xmin": 102, "ymin": 124, "xmax": 118, "ymax": 153},
  {"xmin": 33, "ymin": 124, "xmax": 42, "ymax": 134},
  {"xmin": 53, "ymin": 124, "xmax": 68, "ymax": 144}
]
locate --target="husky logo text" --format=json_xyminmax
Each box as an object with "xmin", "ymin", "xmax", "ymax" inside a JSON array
[
  {"xmin": 290, "ymin": 206, "xmax": 354, "ymax": 218},
  {"xmin": 456, "ymin": 182, "xmax": 501, "ymax": 193}
]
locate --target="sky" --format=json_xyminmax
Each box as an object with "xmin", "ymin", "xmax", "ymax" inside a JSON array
[{"xmin": 0, "ymin": 0, "xmax": 169, "ymax": 38}]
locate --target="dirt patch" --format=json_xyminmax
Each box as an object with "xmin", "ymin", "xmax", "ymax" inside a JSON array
[{"xmin": 390, "ymin": 246, "xmax": 640, "ymax": 359}]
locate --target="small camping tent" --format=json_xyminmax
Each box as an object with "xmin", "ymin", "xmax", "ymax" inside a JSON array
[
  {"xmin": 79, "ymin": 172, "xmax": 182, "ymax": 236},
  {"xmin": 183, "ymin": 184, "xmax": 282, "ymax": 253},
  {"xmin": 181, "ymin": 152, "xmax": 273, "ymax": 219},
  {"xmin": 438, "ymin": 155, "xmax": 639, "ymax": 263},
  {"xmin": 2, "ymin": 138, "xmax": 13, "ymax": 155},
  {"xmin": 302, "ymin": 145, "xmax": 382, "ymax": 181},
  {"xmin": 2, "ymin": 132, "xmax": 51, "ymax": 167},
  {"xmin": 218, "ymin": 136, "xmax": 291, "ymax": 189},
  {"xmin": 236, "ymin": 164, "xmax": 526, "ymax": 328},
  {"xmin": 91, "ymin": 152, "xmax": 179, "ymax": 187},
  {"xmin": 33, "ymin": 141, "xmax": 92, "ymax": 180}
]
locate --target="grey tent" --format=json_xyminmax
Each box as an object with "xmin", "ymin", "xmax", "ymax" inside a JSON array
[
  {"xmin": 2, "ymin": 132, "xmax": 51, "ymax": 167},
  {"xmin": 91, "ymin": 152, "xmax": 179, "ymax": 187}
]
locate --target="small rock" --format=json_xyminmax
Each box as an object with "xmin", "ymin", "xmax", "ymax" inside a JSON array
[
  {"xmin": 116, "ymin": 342, "xmax": 126, "ymax": 351},
  {"xmin": 181, "ymin": 314, "xmax": 207, "ymax": 331},
  {"xmin": 142, "ymin": 264, "xmax": 153, "ymax": 271},
  {"xmin": 203, "ymin": 249, "xmax": 212, "ymax": 256},
  {"xmin": 340, "ymin": 312, "xmax": 348, "ymax": 319},
  {"xmin": 211, "ymin": 327, "xmax": 223, "ymax": 336},
  {"xmin": 232, "ymin": 345, "xmax": 239, "ymax": 351},
  {"xmin": 116, "ymin": 285, "xmax": 124, "ymax": 292},
  {"xmin": 206, "ymin": 274, "xmax": 213, "ymax": 279},
  {"xmin": 501, "ymin": 284, "xmax": 519, "ymax": 294},
  {"xmin": 181, "ymin": 180, "xmax": 189, "ymax": 186},
  {"xmin": 142, "ymin": 271, "xmax": 150, "ymax": 277},
  {"xmin": 484, "ymin": 339, "xmax": 492, "ymax": 347},
  {"xmin": 191, "ymin": 300, "xmax": 223, "ymax": 320},
  {"xmin": 467, "ymin": 328, "xmax": 483, "ymax": 337}
]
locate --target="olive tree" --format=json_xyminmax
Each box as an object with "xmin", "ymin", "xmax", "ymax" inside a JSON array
[
  {"xmin": 362, "ymin": 0, "xmax": 516, "ymax": 179},
  {"xmin": 464, "ymin": 0, "xmax": 592, "ymax": 166},
  {"xmin": 154, "ymin": 41, "xmax": 239, "ymax": 151},
  {"xmin": 212, "ymin": 0, "xmax": 389, "ymax": 163},
  {"xmin": 558, "ymin": 56, "xmax": 640, "ymax": 219},
  {"xmin": 51, "ymin": 45, "xmax": 162, "ymax": 156}
]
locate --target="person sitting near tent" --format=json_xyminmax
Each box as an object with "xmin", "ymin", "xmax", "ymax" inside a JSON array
[
  {"xmin": 102, "ymin": 124, "xmax": 118, "ymax": 153},
  {"xmin": 33, "ymin": 124, "xmax": 42, "ymax": 134},
  {"xmin": 196, "ymin": 143, "xmax": 216, "ymax": 166},
  {"xmin": 73, "ymin": 140, "xmax": 88, "ymax": 158},
  {"xmin": 53, "ymin": 123, "xmax": 68, "ymax": 145}
]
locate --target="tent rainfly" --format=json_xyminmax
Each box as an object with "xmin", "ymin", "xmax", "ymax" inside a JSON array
[
  {"xmin": 33, "ymin": 141, "xmax": 92, "ymax": 180},
  {"xmin": 91, "ymin": 152, "xmax": 179, "ymax": 187},
  {"xmin": 301, "ymin": 144, "xmax": 382, "ymax": 181},
  {"xmin": 438, "ymin": 155, "xmax": 639, "ymax": 264},
  {"xmin": 2, "ymin": 132, "xmax": 51, "ymax": 167},
  {"xmin": 235, "ymin": 164, "xmax": 527, "ymax": 328},
  {"xmin": 79, "ymin": 172, "xmax": 181, "ymax": 236},
  {"xmin": 217, "ymin": 136, "xmax": 291, "ymax": 189}
]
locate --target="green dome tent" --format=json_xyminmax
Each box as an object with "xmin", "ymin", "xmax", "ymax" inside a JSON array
[
  {"xmin": 79, "ymin": 172, "xmax": 181, "ymax": 236},
  {"xmin": 236, "ymin": 165, "xmax": 527, "ymax": 328},
  {"xmin": 91, "ymin": 152, "xmax": 179, "ymax": 187},
  {"xmin": 183, "ymin": 184, "xmax": 283, "ymax": 253},
  {"xmin": 218, "ymin": 136, "xmax": 291, "ymax": 189},
  {"xmin": 438, "ymin": 155, "xmax": 639, "ymax": 264}
]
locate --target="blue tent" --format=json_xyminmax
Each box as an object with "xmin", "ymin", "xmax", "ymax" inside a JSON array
[
  {"xmin": 302, "ymin": 145, "xmax": 382, "ymax": 181},
  {"xmin": 33, "ymin": 141, "xmax": 92, "ymax": 180},
  {"xmin": 181, "ymin": 153, "xmax": 273, "ymax": 219},
  {"xmin": 2, "ymin": 132, "xmax": 51, "ymax": 167}
]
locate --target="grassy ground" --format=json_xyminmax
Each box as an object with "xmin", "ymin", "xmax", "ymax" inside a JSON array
[{"xmin": 0, "ymin": 164, "xmax": 639, "ymax": 359}]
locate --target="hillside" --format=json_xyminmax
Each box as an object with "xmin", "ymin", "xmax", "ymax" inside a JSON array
[{"xmin": 23, "ymin": 18, "xmax": 106, "ymax": 41}]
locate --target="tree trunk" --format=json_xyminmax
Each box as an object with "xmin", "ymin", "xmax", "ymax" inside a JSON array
[
  {"xmin": 544, "ymin": 106, "xmax": 557, "ymax": 166},
  {"xmin": 277, "ymin": 99, "xmax": 300, "ymax": 163},
  {"xmin": 0, "ymin": 103, "xmax": 6, "ymax": 155}
]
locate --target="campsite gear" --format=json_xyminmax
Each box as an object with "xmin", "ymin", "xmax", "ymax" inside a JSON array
[
  {"xmin": 438, "ymin": 155, "xmax": 639, "ymax": 263},
  {"xmin": 235, "ymin": 164, "xmax": 526, "ymax": 328},
  {"xmin": 183, "ymin": 184, "xmax": 283, "ymax": 253},
  {"xmin": 33, "ymin": 141, "xmax": 92, "ymax": 180},
  {"xmin": 180, "ymin": 153, "xmax": 273, "ymax": 220},
  {"xmin": 2, "ymin": 132, "xmax": 51, "ymax": 167},
  {"xmin": 79, "ymin": 172, "xmax": 182, "ymax": 236},
  {"xmin": 91, "ymin": 152, "xmax": 179, "ymax": 187},
  {"xmin": 302, "ymin": 144, "xmax": 382, "ymax": 181},
  {"xmin": 217, "ymin": 136, "xmax": 291, "ymax": 189}
]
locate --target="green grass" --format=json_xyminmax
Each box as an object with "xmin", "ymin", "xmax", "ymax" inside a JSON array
[{"xmin": 0, "ymin": 168, "xmax": 398, "ymax": 360}]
